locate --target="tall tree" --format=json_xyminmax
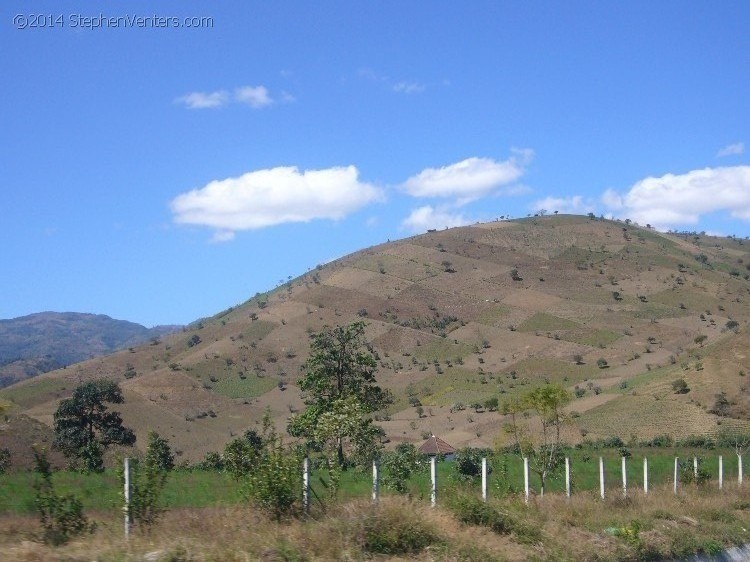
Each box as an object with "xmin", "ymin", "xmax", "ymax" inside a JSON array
[
  {"xmin": 503, "ymin": 384, "xmax": 571, "ymax": 496},
  {"xmin": 53, "ymin": 380, "xmax": 135, "ymax": 472},
  {"xmin": 288, "ymin": 321, "xmax": 391, "ymax": 468}
]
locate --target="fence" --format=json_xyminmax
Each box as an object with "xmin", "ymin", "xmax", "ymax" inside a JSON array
[{"xmin": 102, "ymin": 452, "xmax": 750, "ymax": 538}]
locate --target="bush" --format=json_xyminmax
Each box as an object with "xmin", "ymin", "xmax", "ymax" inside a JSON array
[
  {"xmin": 242, "ymin": 418, "xmax": 301, "ymax": 520},
  {"xmin": 453, "ymin": 448, "xmax": 492, "ymax": 482},
  {"xmin": 0, "ymin": 448, "xmax": 10, "ymax": 474},
  {"xmin": 448, "ymin": 494, "xmax": 515, "ymax": 534},
  {"xmin": 361, "ymin": 502, "xmax": 440, "ymax": 554},
  {"xmin": 123, "ymin": 432, "xmax": 171, "ymax": 531},
  {"xmin": 33, "ymin": 448, "xmax": 90, "ymax": 545},
  {"xmin": 672, "ymin": 378, "xmax": 690, "ymax": 394},
  {"xmin": 381, "ymin": 444, "xmax": 426, "ymax": 494}
]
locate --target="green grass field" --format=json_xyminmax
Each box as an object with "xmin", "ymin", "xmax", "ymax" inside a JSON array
[{"xmin": 2, "ymin": 448, "xmax": 745, "ymax": 515}]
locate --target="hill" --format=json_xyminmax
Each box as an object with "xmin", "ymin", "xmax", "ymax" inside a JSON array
[
  {"xmin": 3, "ymin": 215, "xmax": 750, "ymax": 467},
  {"xmin": 0, "ymin": 312, "xmax": 180, "ymax": 387}
]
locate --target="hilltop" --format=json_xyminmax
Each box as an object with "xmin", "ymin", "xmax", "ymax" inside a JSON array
[{"xmin": 3, "ymin": 215, "xmax": 750, "ymax": 467}]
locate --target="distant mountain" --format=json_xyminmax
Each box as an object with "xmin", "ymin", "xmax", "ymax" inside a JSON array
[{"xmin": 0, "ymin": 312, "xmax": 181, "ymax": 387}]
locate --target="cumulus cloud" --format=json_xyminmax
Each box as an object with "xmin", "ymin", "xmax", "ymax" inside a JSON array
[
  {"xmin": 175, "ymin": 90, "xmax": 229, "ymax": 109},
  {"xmin": 601, "ymin": 166, "xmax": 750, "ymax": 228},
  {"xmin": 402, "ymin": 205, "xmax": 472, "ymax": 232},
  {"xmin": 234, "ymin": 85, "xmax": 273, "ymax": 108},
  {"xmin": 531, "ymin": 195, "xmax": 595, "ymax": 215},
  {"xmin": 402, "ymin": 150, "xmax": 533, "ymax": 202},
  {"xmin": 176, "ymin": 85, "xmax": 282, "ymax": 109},
  {"xmin": 717, "ymin": 142, "xmax": 745, "ymax": 158},
  {"xmin": 170, "ymin": 166, "xmax": 382, "ymax": 235}
]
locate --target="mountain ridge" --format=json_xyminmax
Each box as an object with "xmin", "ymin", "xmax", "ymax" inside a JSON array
[{"xmin": 0, "ymin": 311, "xmax": 181, "ymax": 388}]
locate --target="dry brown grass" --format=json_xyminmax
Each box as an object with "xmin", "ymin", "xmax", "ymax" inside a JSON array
[{"xmin": 2, "ymin": 486, "xmax": 750, "ymax": 561}]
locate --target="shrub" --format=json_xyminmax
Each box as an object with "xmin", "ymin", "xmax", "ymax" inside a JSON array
[
  {"xmin": 672, "ymin": 378, "xmax": 690, "ymax": 394},
  {"xmin": 596, "ymin": 358, "xmax": 609, "ymax": 369},
  {"xmin": 242, "ymin": 418, "xmax": 301, "ymax": 520},
  {"xmin": 33, "ymin": 448, "xmax": 90, "ymax": 545},
  {"xmin": 361, "ymin": 502, "xmax": 440, "ymax": 554},
  {"xmin": 0, "ymin": 448, "xmax": 10, "ymax": 474},
  {"xmin": 381, "ymin": 444, "xmax": 426, "ymax": 494},
  {"xmin": 123, "ymin": 432, "xmax": 171, "ymax": 531},
  {"xmin": 448, "ymin": 493, "xmax": 515, "ymax": 534},
  {"xmin": 453, "ymin": 448, "xmax": 491, "ymax": 482}
]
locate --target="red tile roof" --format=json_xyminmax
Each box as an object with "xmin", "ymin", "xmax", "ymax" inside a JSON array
[{"xmin": 419, "ymin": 434, "xmax": 456, "ymax": 456}]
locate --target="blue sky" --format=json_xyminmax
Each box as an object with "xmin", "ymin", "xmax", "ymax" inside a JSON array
[{"xmin": 2, "ymin": 1, "xmax": 749, "ymax": 327}]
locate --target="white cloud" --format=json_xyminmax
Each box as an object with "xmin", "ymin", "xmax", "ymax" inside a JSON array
[
  {"xmin": 531, "ymin": 195, "xmax": 595, "ymax": 215},
  {"xmin": 393, "ymin": 82, "xmax": 425, "ymax": 94},
  {"xmin": 176, "ymin": 85, "xmax": 282, "ymax": 109},
  {"xmin": 175, "ymin": 90, "xmax": 229, "ymax": 109},
  {"xmin": 402, "ymin": 150, "xmax": 533, "ymax": 201},
  {"xmin": 402, "ymin": 205, "xmax": 471, "ymax": 232},
  {"xmin": 601, "ymin": 166, "xmax": 750, "ymax": 228},
  {"xmin": 234, "ymin": 85, "xmax": 273, "ymax": 108},
  {"xmin": 170, "ymin": 165, "xmax": 383, "ymax": 235},
  {"xmin": 717, "ymin": 142, "xmax": 745, "ymax": 158}
]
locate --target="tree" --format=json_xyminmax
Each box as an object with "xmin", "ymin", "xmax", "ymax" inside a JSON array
[
  {"xmin": 503, "ymin": 384, "xmax": 571, "ymax": 496},
  {"xmin": 53, "ymin": 380, "xmax": 135, "ymax": 472},
  {"xmin": 671, "ymin": 378, "xmax": 690, "ymax": 394},
  {"xmin": 484, "ymin": 397, "xmax": 499, "ymax": 412},
  {"xmin": 288, "ymin": 321, "xmax": 392, "ymax": 468},
  {"xmin": 0, "ymin": 448, "xmax": 10, "ymax": 474}
]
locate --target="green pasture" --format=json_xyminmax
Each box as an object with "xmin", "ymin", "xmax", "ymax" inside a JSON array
[{"xmin": 1, "ymin": 448, "xmax": 746, "ymax": 515}]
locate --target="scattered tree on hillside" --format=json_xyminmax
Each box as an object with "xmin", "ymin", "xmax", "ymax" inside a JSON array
[
  {"xmin": 0, "ymin": 448, "xmax": 10, "ymax": 474},
  {"xmin": 53, "ymin": 380, "xmax": 135, "ymax": 472},
  {"xmin": 709, "ymin": 392, "xmax": 730, "ymax": 417},
  {"xmin": 671, "ymin": 378, "xmax": 690, "ymax": 394},
  {"xmin": 726, "ymin": 320, "xmax": 740, "ymax": 333},
  {"xmin": 503, "ymin": 384, "xmax": 571, "ymax": 496},
  {"xmin": 287, "ymin": 321, "xmax": 392, "ymax": 470}
]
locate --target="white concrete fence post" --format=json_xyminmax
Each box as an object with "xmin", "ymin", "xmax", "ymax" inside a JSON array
[
  {"xmin": 622, "ymin": 456, "xmax": 627, "ymax": 498},
  {"xmin": 739, "ymin": 454, "xmax": 744, "ymax": 486},
  {"xmin": 123, "ymin": 457, "xmax": 131, "ymax": 539},
  {"xmin": 372, "ymin": 458, "xmax": 379, "ymax": 503},
  {"xmin": 643, "ymin": 457, "xmax": 648, "ymax": 495},
  {"xmin": 719, "ymin": 455, "xmax": 723, "ymax": 490},
  {"xmin": 674, "ymin": 457, "xmax": 679, "ymax": 494},
  {"xmin": 430, "ymin": 456, "xmax": 437, "ymax": 507},
  {"xmin": 599, "ymin": 457, "xmax": 605, "ymax": 500},
  {"xmin": 481, "ymin": 457, "xmax": 488, "ymax": 502},
  {"xmin": 303, "ymin": 457, "xmax": 310, "ymax": 515},
  {"xmin": 565, "ymin": 457, "xmax": 571, "ymax": 499},
  {"xmin": 523, "ymin": 457, "xmax": 530, "ymax": 504}
]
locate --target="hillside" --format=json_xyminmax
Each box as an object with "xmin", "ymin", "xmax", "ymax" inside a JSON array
[
  {"xmin": 0, "ymin": 312, "xmax": 180, "ymax": 388},
  {"xmin": 3, "ymin": 215, "xmax": 750, "ymax": 467}
]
